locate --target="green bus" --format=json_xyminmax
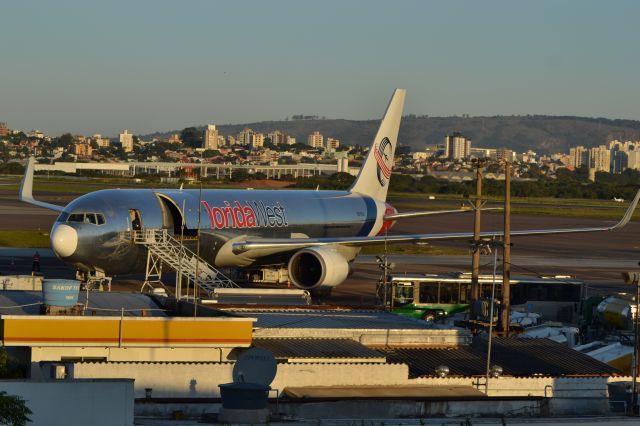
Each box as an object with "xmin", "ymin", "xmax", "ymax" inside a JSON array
[{"xmin": 380, "ymin": 272, "xmax": 584, "ymax": 323}]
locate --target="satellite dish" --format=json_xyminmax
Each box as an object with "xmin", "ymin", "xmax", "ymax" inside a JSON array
[{"xmin": 232, "ymin": 347, "xmax": 277, "ymax": 386}]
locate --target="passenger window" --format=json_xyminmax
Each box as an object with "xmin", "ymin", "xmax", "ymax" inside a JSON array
[
  {"xmin": 68, "ymin": 214, "xmax": 84, "ymax": 222},
  {"xmin": 97, "ymin": 214, "xmax": 105, "ymax": 225},
  {"xmin": 419, "ymin": 283, "xmax": 439, "ymax": 303},
  {"xmin": 439, "ymin": 283, "xmax": 457, "ymax": 304},
  {"xmin": 394, "ymin": 284, "xmax": 414, "ymax": 305}
]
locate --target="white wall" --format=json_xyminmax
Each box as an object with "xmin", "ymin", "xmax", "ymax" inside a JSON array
[
  {"xmin": 0, "ymin": 379, "xmax": 133, "ymax": 426},
  {"xmin": 72, "ymin": 361, "xmax": 615, "ymax": 402},
  {"xmin": 73, "ymin": 362, "xmax": 409, "ymax": 398}
]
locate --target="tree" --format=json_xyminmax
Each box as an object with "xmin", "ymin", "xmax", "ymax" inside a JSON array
[
  {"xmin": 180, "ymin": 127, "xmax": 203, "ymax": 148},
  {"xmin": 55, "ymin": 133, "xmax": 75, "ymax": 149},
  {"xmin": 263, "ymin": 140, "xmax": 278, "ymax": 151},
  {"xmin": 229, "ymin": 170, "xmax": 250, "ymax": 182},
  {"xmin": 0, "ymin": 392, "xmax": 31, "ymax": 426},
  {"xmin": 0, "ymin": 348, "xmax": 30, "ymax": 426},
  {"xmin": 0, "ymin": 162, "xmax": 24, "ymax": 174}
]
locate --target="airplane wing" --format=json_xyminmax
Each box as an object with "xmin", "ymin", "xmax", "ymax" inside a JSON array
[
  {"xmin": 232, "ymin": 189, "xmax": 640, "ymax": 256},
  {"xmin": 384, "ymin": 207, "xmax": 502, "ymax": 221},
  {"xmin": 19, "ymin": 157, "xmax": 65, "ymax": 212}
]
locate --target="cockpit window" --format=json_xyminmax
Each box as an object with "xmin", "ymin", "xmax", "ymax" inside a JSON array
[
  {"xmin": 67, "ymin": 213, "xmax": 106, "ymax": 225},
  {"xmin": 68, "ymin": 214, "xmax": 84, "ymax": 222}
]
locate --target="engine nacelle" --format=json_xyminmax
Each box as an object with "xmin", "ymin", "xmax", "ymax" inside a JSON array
[{"xmin": 287, "ymin": 247, "xmax": 350, "ymax": 290}]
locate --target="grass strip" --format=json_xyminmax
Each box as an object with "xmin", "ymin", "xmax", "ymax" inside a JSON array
[
  {"xmin": 359, "ymin": 243, "xmax": 467, "ymax": 256},
  {"xmin": 0, "ymin": 230, "xmax": 51, "ymax": 248}
]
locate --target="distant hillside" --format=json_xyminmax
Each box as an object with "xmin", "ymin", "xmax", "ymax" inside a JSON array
[{"xmin": 146, "ymin": 115, "xmax": 640, "ymax": 154}]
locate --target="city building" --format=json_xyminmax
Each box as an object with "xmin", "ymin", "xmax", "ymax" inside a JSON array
[
  {"xmin": 610, "ymin": 146, "xmax": 628, "ymax": 174},
  {"xmin": 412, "ymin": 152, "xmax": 428, "ymax": 160},
  {"xmin": 326, "ymin": 138, "xmax": 340, "ymax": 150},
  {"xmin": 444, "ymin": 132, "xmax": 471, "ymax": 160},
  {"xmin": 268, "ymin": 130, "xmax": 286, "ymax": 146},
  {"xmin": 252, "ymin": 133, "xmax": 265, "ymax": 149},
  {"xmin": 74, "ymin": 142, "xmax": 93, "ymax": 158},
  {"xmin": 520, "ymin": 150, "xmax": 537, "ymax": 163},
  {"xmin": 424, "ymin": 144, "xmax": 440, "ymax": 158},
  {"xmin": 308, "ymin": 131, "xmax": 323, "ymax": 148},
  {"xmin": 286, "ymin": 135, "xmax": 296, "ymax": 145},
  {"xmin": 92, "ymin": 134, "xmax": 110, "ymax": 148},
  {"xmin": 119, "ymin": 130, "xmax": 134, "ymax": 153},
  {"xmin": 0, "ymin": 122, "xmax": 8, "ymax": 137},
  {"xmin": 568, "ymin": 146, "xmax": 589, "ymax": 169},
  {"xmin": 167, "ymin": 134, "xmax": 182, "ymax": 144},
  {"xmin": 496, "ymin": 147, "xmax": 514, "ymax": 162},
  {"xmin": 28, "ymin": 130, "xmax": 45, "ymax": 139},
  {"xmin": 203, "ymin": 124, "xmax": 219, "ymax": 150},
  {"xmin": 627, "ymin": 146, "xmax": 640, "ymax": 170},
  {"xmin": 589, "ymin": 145, "xmax": 611, "ymax": 173},
  {"xmin": 238, "ymin": 128, "xmax": 254, "ymax": 146},
  {"xmin": 470, "ymin": 147, "xmax": 494, "ymax": 159}
]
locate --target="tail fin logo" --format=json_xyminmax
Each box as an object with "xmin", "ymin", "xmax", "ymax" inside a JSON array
[{"xmin": 374, "ymin": 137, "xmax": 392, "ymax": 186}]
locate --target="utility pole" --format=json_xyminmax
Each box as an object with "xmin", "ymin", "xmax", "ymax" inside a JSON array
[
  {"xmin": 501, "ymin": 162, "xmax": 511, "ymax": 337},
  {"xmin": 622, "ymin": 271, "xmax": 640, "ymax": 415},
  {"xmin": 471, "ymin": 161, "xmax": 484, "ymax": 301}
]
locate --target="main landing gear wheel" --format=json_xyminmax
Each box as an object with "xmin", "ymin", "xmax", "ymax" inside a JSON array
[{"xmin": 422, "ymin": 310, "xmax": 437, "ymax": 322}]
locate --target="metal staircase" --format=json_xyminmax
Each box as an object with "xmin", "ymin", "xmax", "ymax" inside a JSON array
[{"xmin": 133, "ymin": 228, "xmax": 238, "ymax": 297}]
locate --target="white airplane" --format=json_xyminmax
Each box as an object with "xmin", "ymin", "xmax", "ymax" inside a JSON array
[
  {"xmin": 613, "ymin": 197, "xmax": 625, "ymax": 203},
  {"xmin": 18, "ymin": 89, "xmax": 640, "ymax": 293}
]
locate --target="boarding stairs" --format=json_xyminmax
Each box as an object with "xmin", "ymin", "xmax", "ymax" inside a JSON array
[{"xmin": 133, "ymin": 228, "xmax": 238, "ymax": 297}]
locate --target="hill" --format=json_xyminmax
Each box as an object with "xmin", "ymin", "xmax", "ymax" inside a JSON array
[{"xmin": 146, "ymin": 115, "xmax": 640, "ymax": 154}]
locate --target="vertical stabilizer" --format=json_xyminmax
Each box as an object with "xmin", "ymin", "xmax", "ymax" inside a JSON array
[
  {"xmin": 349, "ymin": 88, "xmax": 406, "ymax": 201},
  {"xmin": 19, "ymin": 156, "xmax": 64, "ymax": 212}
]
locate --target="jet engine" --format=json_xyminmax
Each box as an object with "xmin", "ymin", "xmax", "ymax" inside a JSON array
[{"xmin": 287, "ymin": 247, "xmax": 350, "ymax": 290}]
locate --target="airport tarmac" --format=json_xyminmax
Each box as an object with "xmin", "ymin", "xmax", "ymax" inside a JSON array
[{"xmin": 1, "ymin": 186, "xmax": 639, "ymax": 303}]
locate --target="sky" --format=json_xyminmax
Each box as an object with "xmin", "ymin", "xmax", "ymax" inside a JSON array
[{"xmin": 1, "ymin": 0, "xmax": 639, "ymax": 137}]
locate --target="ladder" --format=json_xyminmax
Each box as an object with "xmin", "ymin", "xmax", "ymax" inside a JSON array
[{"xmin": 133, "ymin": 228, "xmax": 238, "ymax": 297}]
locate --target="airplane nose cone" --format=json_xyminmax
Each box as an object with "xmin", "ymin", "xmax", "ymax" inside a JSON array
[{"xmin": 51, "ymin": 224, "xmax": 78, "ymax": 258}]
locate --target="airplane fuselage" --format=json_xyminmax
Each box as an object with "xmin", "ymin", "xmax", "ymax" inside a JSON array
[{"xmin": 51, "ymin": 188, "xmax": 395, "ymax": 275}]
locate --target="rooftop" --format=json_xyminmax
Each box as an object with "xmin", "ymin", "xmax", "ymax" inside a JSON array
[
  {"xmin": 224, "ymin": 308, "xmax": 433, "ymax": 330},
  {"xmin": 377, "ymin": 336, "xmax": 620, "ymax": 378}
]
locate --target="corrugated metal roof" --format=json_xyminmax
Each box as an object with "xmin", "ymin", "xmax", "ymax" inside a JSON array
[
  {"xmin": 0, "ymin": 291, "xmax": 41, "ymax": 315},
  {"xmin": 378, "ymin": 336, "xmax": 620, "ymax": 377},
  {"xmin": 0, "ymin": 291, "xmax": 166, "ymax": 317},
  {"xmin": 224, "ymin": 309, "xmax": 433, "ymax": 330},
  {"xmin": 253, "ymin": 338, "xmax": 384, "ymax": 360}
]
